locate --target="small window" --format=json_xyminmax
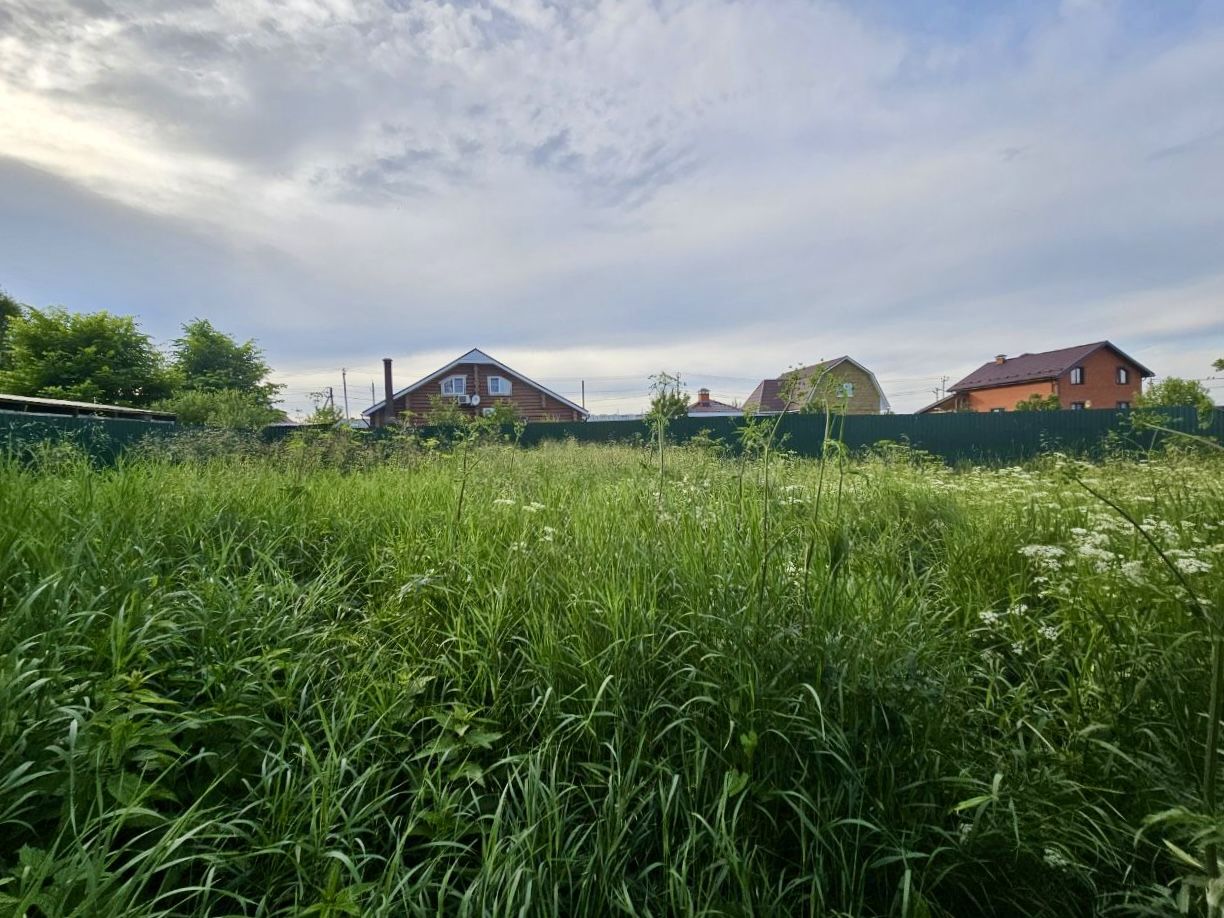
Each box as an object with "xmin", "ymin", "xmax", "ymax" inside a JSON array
[
  {"xmin": 1070, "ymin": 401, "xmax": 1085, "ymax": 410},
  {"xmin": 487, "ymin": 376, "xmax": 511, "ymax": 396},
  {"xmin": 990, "ymin": 407, "xmax": 1005, "ymax": 413},
  {"xmin": 441, "ymin": 375, "xmax": 466, "ymax": 396},
  {"xmin": 1116, "ymin": 367, "xmax": 1129, "ymax": 385},
  {"xmin": 1070, "ymin": 367, "xmax": 1084, "ymax": 385},
  {"xmin": 838, "ymin": 382, "xmax": 855, "ymax": 398},
  {"xmin": 1116, "ymin": 401, "xmax": 1131, "ymax": 410}
]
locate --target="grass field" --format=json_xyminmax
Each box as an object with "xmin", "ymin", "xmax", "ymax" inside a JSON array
[{"xmin": 1, "ymin": 438, "xmax": 1222, "ymax": 916}]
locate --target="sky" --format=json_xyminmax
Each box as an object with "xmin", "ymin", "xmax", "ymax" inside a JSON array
[{"xmin": 1, "ymin": 0, "xmax": 1222, "ymax": 416}]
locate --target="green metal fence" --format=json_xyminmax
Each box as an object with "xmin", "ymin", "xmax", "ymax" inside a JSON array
[
  {"xmin": 1, "ymin": 411, "xmax": 176, "ymax": 464},
  {"xmin": 4, "ymin": 406, "xmax": 1222, "ymax": 466},
  {"xmin": 514, "ymin": 407, "xmax": 1221, "ymax": 462}
]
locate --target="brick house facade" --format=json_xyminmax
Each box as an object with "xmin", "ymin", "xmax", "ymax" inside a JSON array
[
  {"xmin": 364, "ymin": 349, "xmax": 588, "ymax": 427},
  {"xmin": 919, "ymin": 341, "xmax": 1153, "ymax": 413}
]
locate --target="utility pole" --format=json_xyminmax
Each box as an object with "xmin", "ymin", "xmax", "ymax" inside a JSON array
[
  {"xmin": 581, "ymin": 380, "xmax": 585, "ymax": 410},
  {"xmin": 341, "ymin": 368, "xmax": 350, "ymax": 418},
  {"xmin": 327, "ymin": 386, "xmax": 334, "ymax": 410},
  {"xmin": 371, "ymin": 381, "xmax": 376, "ymax": 405}
]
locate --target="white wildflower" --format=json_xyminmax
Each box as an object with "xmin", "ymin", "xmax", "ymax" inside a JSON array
[
  {"xmin": 1020, "ymin": 545, "xmax": 1065, "ymax": 559},
  {"xmin": 1039, "ymin": 624, "xmax": 1058, "ymax": 640},
  {"xmin": 493, "ymin": 498, "xmax": 516, "ymax": 506},
  {"xmin": 1174, "ymin": 556, "xmax": 1212, "ymax": 575},
  {"xmin": 1121, "ymin": 560, "xmax": 1145, "ymax": 584},
  {"xmin": 541, "ymin": 526, "xmax": 556, "ymax": 542},
  {"xmin": 979, "ymin": 610, "xmax": 1002, "ymax": 626},
  {"xmin": 523, "ymin": 502, "xmax": 546, "ymax": 514}
]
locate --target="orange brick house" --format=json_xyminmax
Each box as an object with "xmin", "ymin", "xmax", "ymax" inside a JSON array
[
  {"xmin": 364, "ymin": 348, "xmax": 588, "ymax": 427},
  {"xmin": 918, "ymin": 341, "xmax": 1153, "ymax": 414}
]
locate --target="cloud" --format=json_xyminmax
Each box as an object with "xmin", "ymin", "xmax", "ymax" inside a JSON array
[{"xmin": 0, "ymin": 0, "xmax": 1221, "ymax": 415}]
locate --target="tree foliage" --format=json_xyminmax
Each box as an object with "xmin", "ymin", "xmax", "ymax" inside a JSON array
[
  {"xmin": 1136, "ymin": 376, "xmax": 1215, "ymax": 428},
  {"xmin": 0, "ymin": 289, "xmax": 22, "ymax": 368},
  {"xmin": 646, "ymin": 371, "xmax": 689, "ymax": 424},
  {"xmin": 1014, "ymin": 393, "xmax": 1062, "ymax": 411},
  {"xmin": 0, "ymin": 306, "xmax": 171, "ymax": 406},
  {"xmin": 165, "ymin": 389, "xmax": 284, "ymax": 429},
  {"xmin": 170, "ymin": 319, "xmax": 280, "ymax": 401}
]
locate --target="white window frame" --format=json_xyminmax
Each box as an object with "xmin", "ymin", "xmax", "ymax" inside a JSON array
[
  {"xmin": 1070, "ymin": 401, "xmax": 1085, "ymax": 410},
  {"xmin": 1070, "ymin": 367, "xmax": 1084, "ymax": 385},
  {"xmin": 1116, "ymin": 367, "xmax": 1129, "ymax": 385},
  {"xmin": 838, "ymin": 382, "xmax": 855, "ymax": 398},
  {"xmin": 440, "ymin": 375, "xmax": 466, "ymax": 396},
  {"xmin": 487, "ymin": 376, "xmax": 512, "ymax": 396}
]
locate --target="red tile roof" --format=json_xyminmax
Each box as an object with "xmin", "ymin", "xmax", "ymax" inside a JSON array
[
  {"xmin": 688, "ymin": 398, "xmax": 741, "ymax": 413},
  {"xmin": 949, "ymin": 341, "xmax": 1154, "ymax": 392}
]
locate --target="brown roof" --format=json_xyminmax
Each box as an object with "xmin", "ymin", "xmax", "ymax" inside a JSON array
[
  {"xmin": 949, "ymin": 341, "xmax": 1155, "ymax": 392},
  {"xmin": 688, "ymin": 398, "xmax": 740, "ymax": 413}
]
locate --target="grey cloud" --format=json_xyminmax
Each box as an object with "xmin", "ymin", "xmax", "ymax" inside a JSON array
[{"xmin": 2, "ymin": 0, "xmax": 1223, "ymax": 414}]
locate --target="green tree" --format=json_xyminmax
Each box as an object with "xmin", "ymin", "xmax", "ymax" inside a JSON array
[
  {"xmin": 1136, "ymin": 376, "xmax": 1215, "ymax": 428},
  {"xmin": 304, "ymin": 390, "xmax": 345, "ymax": 427},
  {"xmin": 170, "ymin": 318, "xmax": 281, "ymax": 401},
  {"xmin": 165, "ymin": 389, "xmax": 284, "ymax": 428},
  {"xmin": 1014, "ymin": 393, "xmax": 1062, "ymax": 411},
  {"xmin": 0, "ymin": 306, "xmax": 171, "ymax": 406},
  {"xmin": 646, "ymin": 371, "xmax": 689, "ymax": 424},
  {"xmin": 0, "ymin": 289, "xmax": 22, "ymax": 368}
]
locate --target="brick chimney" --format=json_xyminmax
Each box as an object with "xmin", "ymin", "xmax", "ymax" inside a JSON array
[
  {"xmin": 995, "ymin": 354, "xmax": 1007, "ymax": 365},
  {"xmin": 382, "ymin": 358, "xmax": 394, "ymax": 424},
  {"xmin": 698, "ymin": 387, "xmax": 710, "ymax": 406}
]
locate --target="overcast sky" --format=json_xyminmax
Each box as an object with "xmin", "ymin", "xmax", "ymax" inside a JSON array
[{"xmin": 1, "ymin": 0, "xmax": 1222, "ymax": 415}]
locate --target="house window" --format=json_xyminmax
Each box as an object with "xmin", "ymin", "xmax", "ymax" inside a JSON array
[
  {"xmin": 487, "ymin": 376, "xmax": 511, "ymax": 396},
  {"xmin": 440, "ymin": 375, "xmax": 466, "ymax": 396},
  {"xmin": 990, "ymin": 407, "xmax": 1005, "ymax": 413},
  {"xmin": 1070, "ymin": 401, "xmax": 1085, "ymax": 410},
  {"xmin": 1117, "ymin": 401, "xmax": 1131, "ymax": 410},
  {"xmin": 1070, "ymin": 367, "xmax": 1084, "ymax": 385},
  {"xmin": 1116, "ymin": 367, "xmax": 1129, "ymax": 385},
  {"xmin": 838, "ymin": 382, "xmax": 855, "ymax": 398}
]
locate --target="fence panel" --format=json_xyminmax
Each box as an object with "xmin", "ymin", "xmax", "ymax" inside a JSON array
[
  {"xmin": 1, "ymin": 411, "xmax": 176, "ymax": 464},
  {"xmin": 513, "ymin": 406, "xmax": 1215, "ymax": 463},
  {"xmin": 4, "ymin": 406, "xmax": 1220, "ymax": 466}
]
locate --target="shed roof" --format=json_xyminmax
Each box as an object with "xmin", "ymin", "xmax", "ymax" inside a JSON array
[{"xmin": 0, "ymin": 392, "xmax": 175, "ymax": 420}]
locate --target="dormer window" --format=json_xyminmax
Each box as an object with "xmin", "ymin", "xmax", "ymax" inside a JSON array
[
  {"xmin": 487, "ymin": 376, "xmax": 511, "ymax": 396},
  {"xmin": 1070, "ymin": 367, "xmax": 1084, "ymax": 385},
  {"xmin": 441, "ymin": 375, "xmax": 466, "ymax": 396},
  {"xmin": 1116, "ymin": 367, "xmax": 1129, "ymax": 384}
]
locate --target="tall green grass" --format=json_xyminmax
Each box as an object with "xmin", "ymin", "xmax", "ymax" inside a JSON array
[{"xmin": 1, "ymin": 440, "xmax": 1221, "ymax": 916}]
